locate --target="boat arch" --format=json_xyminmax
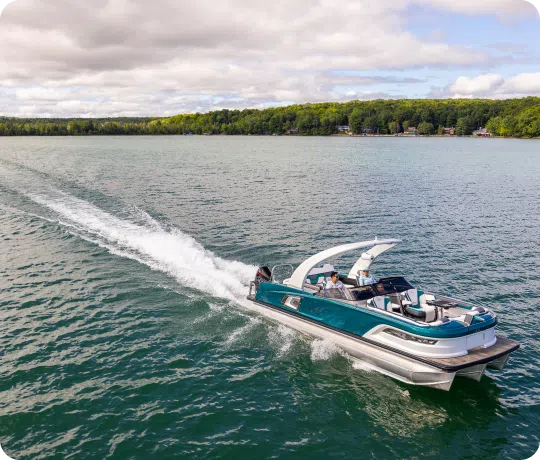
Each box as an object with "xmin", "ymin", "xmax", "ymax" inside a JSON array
[{"xmin": 287, "ymin": 238, "xmax": 401, "ymax": 289}]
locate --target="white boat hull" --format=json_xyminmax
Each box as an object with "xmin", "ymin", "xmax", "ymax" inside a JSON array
[{"xmin": 247, "ymin": 299, "xmax": 457, "ymax": 390}]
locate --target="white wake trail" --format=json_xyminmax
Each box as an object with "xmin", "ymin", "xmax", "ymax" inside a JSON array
[
  {"xmin": 25, "ymin": 192, "xmax": 361, "ymax": 366},
  {"xmin": 29, "ymin": 193, "xmax": 257, "ymax": 303}
]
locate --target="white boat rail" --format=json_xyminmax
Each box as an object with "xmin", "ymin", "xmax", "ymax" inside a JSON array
[{"xmin": 271, "ymin": 264, "xmax": 295, "ymax": 283}]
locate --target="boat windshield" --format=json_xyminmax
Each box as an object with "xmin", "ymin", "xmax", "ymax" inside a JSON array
[
  {"xmin": 371, "ymin": 277, "xmax": 414, "ymax": 295},
  {"xmin": 347, "ymin": 287, "xmax": 375, "ymax": 301},
  {"xmin": 347, "ymin": 277, "xmax": 413, "ymax": 301}
]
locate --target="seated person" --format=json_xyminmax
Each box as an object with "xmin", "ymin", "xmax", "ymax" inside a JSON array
[
  {"xmin": 325, "ymin": 271, "xmax": 346, "ymax": 297},
  {"xmin": 357, "ymin": 269, "xmax": 376, "ymax": 286},
  {"xmin": 375, "ymin": 282, "xmax": 386, "ymax": 295}
]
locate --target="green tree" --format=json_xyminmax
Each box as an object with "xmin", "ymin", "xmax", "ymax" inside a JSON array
[
  {"xmin": 1, "ymin": 97, "xmax": 540, "ymax": 138},
  {"xmin": 268, "ymin": 114, "xmax": 283, "ymax": 134},
  {"xmin": 297, "ymin": 111, "xmax": 320, "ymax": 135},
  {"xmin": 456, "ymin": 117, "xmax": 473, "ymax": 136},
  {"xmin": 418, "ymin": 122, "xmax": 434, "ymax": 135},
  {"xmin": 321, "ymin": 108, "xmax": 339, "ymax": 135},
  {"xmin": 486, "ymin": 117, "xmax": 502, "ymax": 136},
  {"xmin": 388, "ymin": 121, "xmax": 400, "ymax": 134},
  {"xmin": 499, "ymin": 115, "xmax": 517, "ymax": 137},
  {"xmin": 364, "ymin": 115, "xmax": 378, "ymax": 132},
  {"xmin": 348, "ymin": 109, "xmax": 363, "ymax": 134}
]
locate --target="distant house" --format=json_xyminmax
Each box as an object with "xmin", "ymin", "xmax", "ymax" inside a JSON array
[
  {"xmin": 443, "ymin": 127, "xmax": 455, "ymax": 136},
  {"xmin": 406, "ymin": 127, "xmax": 418, "ymax": 134},
  {"xmin": 473, "ymin": 127, "xmax": 492, "ymax": 137},
  {"xmin": 337, "ymin": 125, "xmax": 350, "ymax": 132},
  {"xmin": 363, "ymin": 128, "xmax": 373, "ymax": 135},
  {"xmin": 286, "ymin": 128, "xmax": 299, "ymax": 134}
]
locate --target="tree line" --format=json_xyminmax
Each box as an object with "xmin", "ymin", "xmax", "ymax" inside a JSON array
[
  {"xmin": 0, "ymin": 117, "xmax": 161, "ymax": 136},
  {"xmin": 1, "ymin": 97, "xmax": 540, "ymax": 138}
]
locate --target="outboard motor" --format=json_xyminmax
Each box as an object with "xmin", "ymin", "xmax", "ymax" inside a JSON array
[{"xmin": 254, "ymin": 266, "xmax": 272, "ymax": 290}]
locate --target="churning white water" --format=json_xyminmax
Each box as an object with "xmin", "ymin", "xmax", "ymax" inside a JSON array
[
  {"xmin": 29, "ymin": 192, "xmax": 257, "ymax": 303},
  {"xmin": 27, "ymin": 190, "xmax": 347, "ymax": 364}
]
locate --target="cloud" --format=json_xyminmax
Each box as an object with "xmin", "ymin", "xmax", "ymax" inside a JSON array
[
  {"xmin": 414, "ymin": 0, "xmax": 535, "ymax": 16},
  {"xmin": 0, "ymin": 0, "xmax": 536, "ymax": 117},
  {"xmin": 503, "ymin": 73, "xmax": 540, "ymax": 93},
  {"xmin": 0, "ymin": 0, "xmax": 489, "ymax": 78},
  {"xmin": 432, "ymin": 72, "xmax": 540, "ymax": 98},
  {"xmin": 448, "ymin": 74, "xmax": 505, "ymax": 95}
]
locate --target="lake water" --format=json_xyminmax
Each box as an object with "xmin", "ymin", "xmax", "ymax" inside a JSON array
[{"xmin": 0, "ymin": 136, "xmax": 539, "ymax": 459}]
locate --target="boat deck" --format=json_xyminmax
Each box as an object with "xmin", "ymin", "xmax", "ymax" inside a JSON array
[{"xmin": 423, "ymin": 337, "xmax": 520, "ymax": 371}]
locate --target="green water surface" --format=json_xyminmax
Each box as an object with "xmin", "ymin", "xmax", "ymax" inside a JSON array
[{"xmin": 0, "ymin": 136, "xmax": 538, "ymax": 459}]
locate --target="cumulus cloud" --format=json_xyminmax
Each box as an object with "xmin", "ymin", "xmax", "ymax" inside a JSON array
[
  {"xmin": 449, "ymin": 74, "xmax": 505, "ymax": 95},
  {"xmin": 432, "ymin": 72, "xmax": 540, "ymax": 98},
  {"xmin": 0, "ymin": 0, "xmax": 535, "ymax": 116}
]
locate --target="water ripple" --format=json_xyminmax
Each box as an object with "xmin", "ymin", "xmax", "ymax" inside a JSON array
[{"xmin": 0, "ymin": 137, "xmax": 538, "ymax": 459}]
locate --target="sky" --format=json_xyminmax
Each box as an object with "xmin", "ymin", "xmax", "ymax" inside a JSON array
[{"xmin": 0, "ymin": 0, "xmax": 539, "ymax": 118}]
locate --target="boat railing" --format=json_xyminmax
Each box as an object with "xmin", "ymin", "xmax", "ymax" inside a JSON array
[{"xmin": 271, "ymin": 264, "xmax": 295, "ymax": 284}]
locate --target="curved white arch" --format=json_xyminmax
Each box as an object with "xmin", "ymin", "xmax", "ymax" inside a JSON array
[
  {"xmin": 347, "ymin": 242, "xmax": 400, "ymax": 277},
  {"xmin": 287, "ymin": 238, "xmax": 401, "ymax": 289}
]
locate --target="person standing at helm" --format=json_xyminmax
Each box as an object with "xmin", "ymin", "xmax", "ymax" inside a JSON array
[{"xmin": 357, "ymin": 269, "xmax": 376, "ymax": 286}]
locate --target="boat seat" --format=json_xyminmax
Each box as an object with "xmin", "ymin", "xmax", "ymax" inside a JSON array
[
  {"xmin": 404, "ymin": 305, "xmax": 426, "ymax": 320},
  {"xmin": 404, "ymin": 289, "xmax": 437, "ymax": 322},
  {"xmin": 369, "ymin": 296, "xmax": 390, "ymax": 311},
  {"xmin": 419, "ymin": 292, "xmax": 437, "ymax": 322},
  {"xmin": 387, "ymin": 294, "xmax": 404, "ymax": 313},
  {"xmin": 404, "ymin": 305, "xmax": 437, "ymax": 322},
  {"xmin": 405, "ymin": 288, "xmax": 419, "ymax": 306},
  {"xmin": 315, "ymin": 276, "xmax": 333, "ymax": 287},
  {"xmin": 419, "ymin": 292, "xmax": 435, "ymax": 307},
  {"xmin": 303, "ymin": 283, "xmax": 321, "ymax": 293}
]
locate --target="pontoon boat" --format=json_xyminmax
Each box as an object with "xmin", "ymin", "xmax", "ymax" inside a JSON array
[{"xmin": 247, "ymin": 239, "xmax": 519, "ymax": 391}]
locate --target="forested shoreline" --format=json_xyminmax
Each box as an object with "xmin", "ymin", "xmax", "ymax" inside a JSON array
[{"xmin": 1, "ymin": 97, "xmax": 540, "ymax": 138}]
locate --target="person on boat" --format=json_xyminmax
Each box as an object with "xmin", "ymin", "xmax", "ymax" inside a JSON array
[
  {"xmin": 357, "ymin": 269, "xmax": 376, "ymax": 286},
  {"xmin": 325, "ymin": 271, "xmax": 346, "ymax": 296}
]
